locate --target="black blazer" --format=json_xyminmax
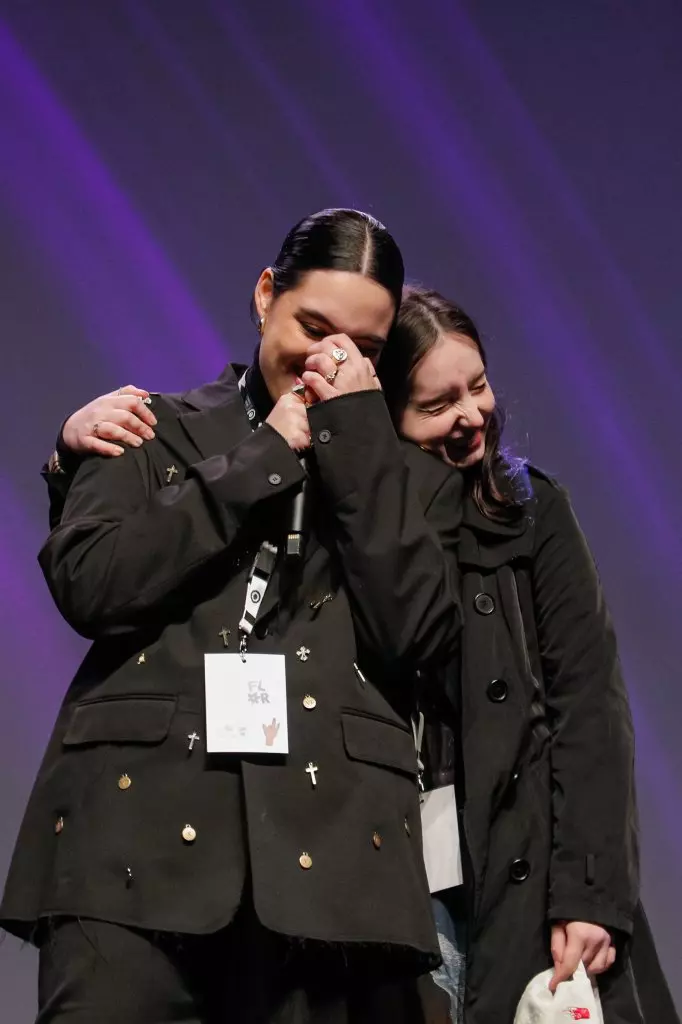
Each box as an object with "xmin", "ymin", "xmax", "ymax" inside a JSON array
[{"xmin": 1, "ymin": 366, "xmax": 462, "ymax": 973}]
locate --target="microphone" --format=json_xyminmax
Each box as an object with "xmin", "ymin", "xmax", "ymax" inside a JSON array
[
  {"xmin": 287, "ymin": 380, "xmax": 310, "ymax": 559},
  {"xmin": 287, "ymin": 460, "xmax": 307, "ymax": 558}
]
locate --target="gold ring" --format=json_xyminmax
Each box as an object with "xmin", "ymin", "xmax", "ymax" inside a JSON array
[
  {"xmin": 93, "ymin": 422, "xmax": 100, "ymax": 438},
  {"xmin": 331, "ymin": 347, "xmax": 348, "ymax": 365},
  {"xmin": 325, "ymin": 370, "xmax": 338, "ymax": 383}
]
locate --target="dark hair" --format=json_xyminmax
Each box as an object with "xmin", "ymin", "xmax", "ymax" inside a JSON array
[
  {"xmin": 251, "ymin": 208, "xmax": 404, "ymax": 322},
  {"xmin": 379, "ymin": 286, "xmax": 528, "ymax": 522}
]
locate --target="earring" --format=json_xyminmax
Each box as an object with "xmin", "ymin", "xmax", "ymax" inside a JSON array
[{"xmin": 259, "ymin": 315, "xmax": 266, "ymax": 335}]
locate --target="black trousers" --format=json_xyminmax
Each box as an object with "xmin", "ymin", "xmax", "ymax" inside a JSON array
[{"xmin": 36, "ymin": 903, "xmax": 449, "ymax": 1024}]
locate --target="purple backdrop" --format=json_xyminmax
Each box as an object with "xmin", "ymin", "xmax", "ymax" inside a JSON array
[{"xmin": 1, "ymin": 1, "xmax": 681, "ymax": 1015}]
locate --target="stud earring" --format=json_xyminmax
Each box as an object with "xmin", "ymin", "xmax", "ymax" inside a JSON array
[{"xmin": 259, "ymin": 315, "xmax": 266, "ymax": 335}]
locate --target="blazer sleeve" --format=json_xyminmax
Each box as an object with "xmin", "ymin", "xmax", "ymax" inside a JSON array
[
  {"xmin": 307, "ymin": 390, "xmax": 462, "ymax": 671},
  {"xmin": 38, "ymin": 424, "xmax": 305, "ymax": 640},
  {"xmin": 531, "ymin": 479, "xmax": 638, "ymax": 935}
]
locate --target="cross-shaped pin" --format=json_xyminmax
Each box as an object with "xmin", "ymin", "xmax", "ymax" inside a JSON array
[
  {"xmin": 296, "ymin": 646, "xmax": 311, "ymax": 662},
  {"xmin": 305, "ymin": 762, "xmax": 319, "ymax": 787},
  {"xmin": 218, "ymin": 627, "xmax": 230, "ymax": 648},
  {"xmin": 166, "ymin": 465, "xmax": 178, "ymax": 484},
  {"xmin": 187, "ymin": 732, "xmax": 200, "ymax": 752}
]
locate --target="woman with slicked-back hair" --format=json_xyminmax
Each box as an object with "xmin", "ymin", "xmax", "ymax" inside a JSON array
[{"xmin": 1, "ymin": 212, "xmax": 463, "ymax": 1023}]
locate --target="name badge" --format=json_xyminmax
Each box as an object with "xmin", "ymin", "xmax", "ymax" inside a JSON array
[
  {"xmin": 420, "ymin": 784, "xmax": 463, "ymax": 893},
  {"xmin": 204, "ymin": 653, "xmax": 288, "ymax": 754}
]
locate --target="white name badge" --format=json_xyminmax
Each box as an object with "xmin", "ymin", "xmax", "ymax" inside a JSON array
[
  {"xmin": 420, "ymin": 784, "xmax": 463, "ymax": 893},
  {"xmin": 204, "ymin": 653, "xmax": 289, "ymax": 754}
]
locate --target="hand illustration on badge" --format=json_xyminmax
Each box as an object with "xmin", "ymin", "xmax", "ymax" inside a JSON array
[{"xmin": 263, "ymin": 718, "xmax": 280, "ymax": 747}]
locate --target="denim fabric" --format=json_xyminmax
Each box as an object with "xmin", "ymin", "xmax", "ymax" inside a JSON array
[{"xmin": 431, "ymin": 887, "xmax": 468, "ymax": 1023}]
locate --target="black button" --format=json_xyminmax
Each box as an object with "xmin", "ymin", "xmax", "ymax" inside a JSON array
[
  {"xmin": 487, "ymin": 678, "xmax": 508, "ymax": 703},
  {"xmin": 268, "ymin": 473, "xmax": 282, "ymax": 486},
  {"xmin": 255, "ymin": 623, "xmax": 270, "ymax": 639},
  {"xmin": 509, "ymin": 858, "xmax": 530, "ymax": 883},
  {"xmin": 317, "ymin": 429, "xmax": 332, "ymax": 444},
  {"xmin": 474, "ymin": 592, "xmax": 495, "ymax": 615}
]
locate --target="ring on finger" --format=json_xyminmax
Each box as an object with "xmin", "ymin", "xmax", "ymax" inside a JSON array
[
  {"xmin": 331, "ymin": 347, "xmax": 348, "ymax": 365},
  {"xmin": 93, "ymin": 422, "xmax": 100, "ymax": 438},
  {"xmin": 325, "ymin": 369, "xmax": 338, "ymax": 383}
]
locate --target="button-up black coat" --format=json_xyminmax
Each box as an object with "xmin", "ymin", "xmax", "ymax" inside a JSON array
[
  {"xmin": 423, "ymin": 467, "xmax": 678, "ymax": 1023},
  {"xmin": 0, "ymin": 366, "xmax": 462, "ymax": 974}
]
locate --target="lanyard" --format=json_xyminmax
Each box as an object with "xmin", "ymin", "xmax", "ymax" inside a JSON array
[{"xmin": 236, "ymin": 371, "xmax": 278, "ymax": 659}]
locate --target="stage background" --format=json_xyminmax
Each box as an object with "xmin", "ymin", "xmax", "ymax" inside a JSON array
[{"xmin": 1, "ymin": 1, "xmax": 680, "ymax": 1015}]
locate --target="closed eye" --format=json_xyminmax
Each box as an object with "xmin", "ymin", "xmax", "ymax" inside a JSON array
[
  {"xmin": 420, "ymin": 403, "xmax": 450, "ymax": 416},
  {"xmin": 300, "ymin": 322, "xmax": 327, "ymax": 340}
]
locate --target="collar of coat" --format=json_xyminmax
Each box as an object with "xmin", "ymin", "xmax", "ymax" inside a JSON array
[
  {"xmin": 459, "ymin": 481, "xmax": 535, "ymax": 568},
  {"xmin": 174, "ymin": 362, "xmax": 250, "ymax": 463}
]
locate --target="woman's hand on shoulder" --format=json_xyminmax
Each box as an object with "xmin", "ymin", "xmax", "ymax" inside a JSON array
[
  {"xmin": 549, "ymin": 921, "xmax": 616, "ymax": 992},
  {"xmin": 302, "ymin": 335, "xmax": 380, "ymax": 402},
  {"xmin": 60, "ymin": 385, "xmax": 157, "ymax": 456}
]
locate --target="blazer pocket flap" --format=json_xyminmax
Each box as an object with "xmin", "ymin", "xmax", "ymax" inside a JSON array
[
  {"xmin": 63, "ymin": 695, "xmax": 177, "ymax": 746},
  {"xmin": 341, "ymin": 712, "xmax": 418, "ymax": 775}
]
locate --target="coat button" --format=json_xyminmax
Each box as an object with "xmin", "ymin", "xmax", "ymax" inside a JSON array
[
  {"xmin": 509, "ymin": 858, "xmax": 530, "ymax": 883},
  {"xmin": 54, "ymin": 816, "xmax": 64, "ymax": 835},
  {"xmin": 268, "ymin": 473, "xmax": 282, "ymax": 486},
  {"xmin": 317, "ymin": 429, "xmax": 332, "ymax": 444},
  {"xmin": 118, "ymin": 774, "xmax": 132, "ymax": 790},
  {"xmin": 487, "ymin": 678, "xmax": 508, "ymax": 703},
  {"xmin": 299, "ymin": 852, "xmax": 313, "ymax": 869},
  {"xmin": 182, "ymin": 824, "xmax": 197, "ymax": 843},
  {"xmin": 302, "ymin": 695, "xmax": 317, "ymax": 710},
  {"xmin": 372, "ymin": 832, "xmax": 382, "ymax": 849},
  {"xmin": 474, "ymin": 593, "xmax": 495, "ymax": 615}
]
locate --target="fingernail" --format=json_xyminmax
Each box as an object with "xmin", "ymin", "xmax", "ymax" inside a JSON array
[
  {"xmin": 149, "ymin": 415, "xmax": 158, "ymax": 425},
  {"xmin": 133, "ymin": 437, "xmax": 143, "ymax": 447},
  {"xmin": 114, "ymin": 447, "xmax": 124, "ymax": 456},
  {"xmin": 144, "ymin": 429, "xmax": 155, "ymax": 440}
]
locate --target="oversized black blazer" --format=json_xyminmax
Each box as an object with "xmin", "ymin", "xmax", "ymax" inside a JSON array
[{"xmin": 1, "ymin": 366, "xmax": 462, "ymax": 974}]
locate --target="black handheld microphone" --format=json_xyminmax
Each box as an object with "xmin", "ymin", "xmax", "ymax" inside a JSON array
[{"xmin": 287, "ymin": 461, "xmax": 307, "ymax": 558}]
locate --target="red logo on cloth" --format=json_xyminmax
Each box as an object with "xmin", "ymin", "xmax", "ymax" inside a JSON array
[{"xmin": 565, "ymin": 1011, "xmax": 591, "ymax": 1021}]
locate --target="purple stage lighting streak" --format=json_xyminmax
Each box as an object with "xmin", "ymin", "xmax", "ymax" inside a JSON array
[
  {"xmin": 441, "ymin": 3, "xmax": 678, "ymax": 370},
  {"xmin": 209, "ymin": 0, "xmax": 357, "ymax": 203},
  {"xmin": 305, "ymin": 0, "xmax": 680, "ymax": 560},
  {"xmin": 0, "ymin": 20, "xmax": 227, "ymax": 387},
  {"xmin": 121, "ymin": 1, "xmax": 282, "ymax": 221},
  {"xmin": 0, "ymin": 480, "xmax": 85, "ymax": 738}
]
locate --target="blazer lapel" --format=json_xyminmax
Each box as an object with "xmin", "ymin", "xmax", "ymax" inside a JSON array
[{"xmin": 177, "ymin": 363, "xmax": 251, "ymax": 463}]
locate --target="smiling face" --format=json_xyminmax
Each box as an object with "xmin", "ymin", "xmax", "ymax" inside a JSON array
[
  {"xmin": 399, "ymin": 331, "xmax": 496, "ymax": 469},
  {"xmin": 254, "ymin": 268, "xmax": 396, "ymax": 400}
]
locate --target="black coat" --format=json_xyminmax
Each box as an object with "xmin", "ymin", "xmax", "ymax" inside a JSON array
[
  {"xmin": 423, "ymin": 467, "xmax": 678, "ymax": 1023},
  {"xmin": 0, "ymin": 366, "xmax": 463, "ymax": 974}
]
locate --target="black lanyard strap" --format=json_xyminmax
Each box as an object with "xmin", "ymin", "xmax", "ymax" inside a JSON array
[{"xmin": 235, "ymin": 371, "xmax": 278, "ymax": 658}]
